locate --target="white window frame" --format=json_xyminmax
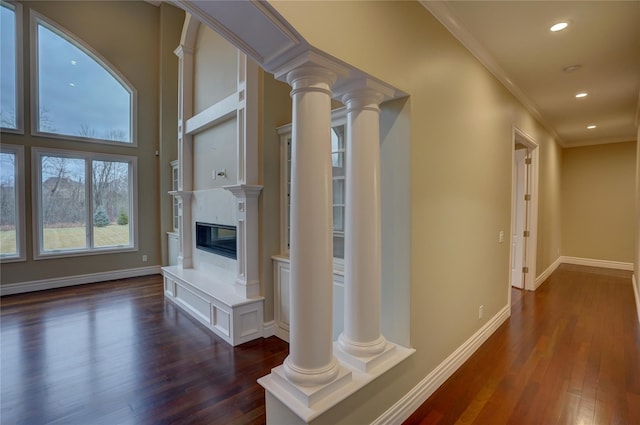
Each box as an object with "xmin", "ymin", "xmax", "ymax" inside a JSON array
[
  {"xmin": 278, "ymin": 107, "xmax": 347, "ymax": 269},
  {"xmin": 0, "ymin": 0, "xmax": 24, "ymax": 134},
  {"xmin": 30, "ymin": 11, "xmax": 138, "ymax": 146},
  {"xmin": 32, "ymin": 147, "xmax": 138, "ymax": 260},
  {"xmin": 0, "ymin": 144, "xmax": 26, "ymax": 262}
]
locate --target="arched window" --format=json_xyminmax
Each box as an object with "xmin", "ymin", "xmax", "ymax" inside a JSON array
[
  {"xmin": 1, "ymin": 1, "xmax": 22, "ymax": 132},
  {"xmin": 32, "ymin": 13, "xmax": 136, "ymax": 144}
]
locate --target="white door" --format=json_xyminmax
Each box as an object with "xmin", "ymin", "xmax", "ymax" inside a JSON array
[{"xmin": 511, "ymin": 149, "xmax": 527, "ymax": 289}]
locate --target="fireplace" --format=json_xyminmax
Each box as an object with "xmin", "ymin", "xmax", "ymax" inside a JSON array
[{"xmin": 196, "ymin": 222, "xmax": 237, "ymax": 259}]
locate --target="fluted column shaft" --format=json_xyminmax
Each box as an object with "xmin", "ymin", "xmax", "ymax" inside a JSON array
[
  {"xmin": 339, "ymin": 88, "xmax": 387, "ymax": 356},
  {"xmin": 283, "ymin": 66, "xmax": 339, "ymax": 386}
]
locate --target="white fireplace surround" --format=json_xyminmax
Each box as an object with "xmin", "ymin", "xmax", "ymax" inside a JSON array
[{"xmin": 162, "ymin": 15, "xmax": 264, "ymax": 346}]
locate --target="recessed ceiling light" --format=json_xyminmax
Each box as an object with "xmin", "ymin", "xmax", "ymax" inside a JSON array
[
  {"xmin": 70, "ymin": 60, "xmax": 77, "ymax": 65},
  {"xmin": 69, "ymin": 82, "xmax": 75, "ymax": 87},
  {"xmin": 575, "ymin": 92, "xmax": 588, "ymax": 98},
  {"xmin": 587, "ymin": 125, "xmax": 596, "ymax": 129},
  {"xmin": 550, "ymin": 22, "xmax": 569, "ymax": 32}
]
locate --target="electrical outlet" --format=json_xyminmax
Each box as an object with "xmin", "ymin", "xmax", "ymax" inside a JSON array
[
  {"xmin": 142, "ymin": 254, "xmax": 148, "ymax": 262},
  {"xmin": 479, "ymin": 305, "xmax": 484, "ymax": 319},
  {"xmin": 498, "ymin": 231, "xmax": 505, "ymax": 243},
  {"xmin": 212, "ymin": 170, "xmax": 216, "ymax": 180}
]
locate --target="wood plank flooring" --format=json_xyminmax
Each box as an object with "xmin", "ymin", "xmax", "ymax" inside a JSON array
[
  {"xmin": 404, "ymin": 264, "xmax": 640, "ymax": 425},
  {"xmin": 0, "ymin": 275, "xmax": 289, "ymax": 425},
  {"xmin": 1, "ymin": 265, "xmax": 638, "ymax": 425}
]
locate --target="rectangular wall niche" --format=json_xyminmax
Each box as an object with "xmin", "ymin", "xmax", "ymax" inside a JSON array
[{"xmin": 196, "ymin": 222, "xmax": 237, "ymax": 259}]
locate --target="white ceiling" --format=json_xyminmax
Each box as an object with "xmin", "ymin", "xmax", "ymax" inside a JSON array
[{"xmin": 423, "ymin": 1, "xmax": 640, "ymax": 148}]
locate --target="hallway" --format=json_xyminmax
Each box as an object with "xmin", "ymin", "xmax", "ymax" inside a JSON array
[{"xmin": 405, "ymin": 264, "xmax": 640, "ymax": 424}]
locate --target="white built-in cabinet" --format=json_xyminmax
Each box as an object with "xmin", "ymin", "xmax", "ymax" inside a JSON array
[
  {"xmin": 272, "ymin": 255, "xmax": 345, "ymax": 342},
  {"xmin": 167, "ymin": 160, "xmax": 179, "ymax": 266},
  {"xmin": 272, "ymin": 109, "xmax": 348, "ymax": 342}
]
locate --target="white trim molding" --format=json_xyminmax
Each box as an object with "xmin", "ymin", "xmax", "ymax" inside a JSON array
[
  {"xmin": 263, "ymin": 320, "xmax": 276, "ymax": 338},
  {"xmin": 0, "ymin": 266, "xmax": 161, "ymax": 296},
  {"xmin": 560, "ymin": 256, "xmax": 634, "ymax": 271},
  {"xmin": 633, "ymin": 275, "xmax": 640, "ymax": 324},
  {"xmin": 535, "ymin": 256, "xmax": 562, "ymax": 289},
  {"xmin": 373, "ymin": 304, "xmax": 511, "ymax": 425},
  {"xmin": 420, "ymin": 1, "xmax": 562, "ymax": 146}
]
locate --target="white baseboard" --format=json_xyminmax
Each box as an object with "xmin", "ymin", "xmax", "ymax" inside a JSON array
[
  {"xmin": 373, "ymin": 304, "xmax": 511, "ymax": 425},
  {"xmin": 560, "ymin": 256, "xmax": 633, "ymax": 271},
  {"xmin": 263, "ymin": 320, "xmax": 275, "ymax": 338},
  {"xmin": 633, "ymin": 274, "xmax": 640, "ymax": 325},
  {"xmin": 535, "ymin": 256, "xmax": 561, "ymax": 289},
  {"xmin": 0, "ymin": 265, "xmax": 162, "ymax": 296}
]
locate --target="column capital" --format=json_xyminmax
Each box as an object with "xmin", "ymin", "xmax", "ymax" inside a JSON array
[
  {"xmin": 273, "ymin": 50, "xmax": 349, "ymax": 85},
  {"xmin": 286, "ymin": 66, "xmax": 338, "ymax": 97},
  {"xmin": 335, "ymin": 77, "xmax": 396, "ymax": 108}
]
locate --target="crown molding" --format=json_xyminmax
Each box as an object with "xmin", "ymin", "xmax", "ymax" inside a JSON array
[
  {"xmin": 420, "ymin": 1, "xmax": 565, "ymax": 147},
  {"xmin": 562, "ymin": 136, "xmax": 637, "ymax": 149}
]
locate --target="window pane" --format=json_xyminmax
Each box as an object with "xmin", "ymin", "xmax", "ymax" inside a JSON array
[
  {"xmin": 0, "ymin": 3, "xmax": 17, "ymax": 129},
  {"xmin": 333, "ymin": 205, "xmax": 344, "ymax": 231},
  {"xmin": 333, "ymin": 235, "xmax": 344, "ymax": 260},
  {"xmin": 41, "ymin": 156, "xmax": 87, "ymax": 251},
  {"xmin": 92, "ymin": 160, "xmax": 131, "ymax": 248},
  {"xmin": 37, "ymin": 21, "xmax": 132, "ymax": 142},
  {"xmin": 333, "ymin": 179, "xmax": 344, "ymax": 205},
  {"xmin": 0, "ymin": 151, "xmax": 17, "ymax": 256}
]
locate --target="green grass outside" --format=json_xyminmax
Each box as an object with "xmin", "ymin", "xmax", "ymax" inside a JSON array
[
  {"xmin": 0, "ymin": 230, "xmax": 17, "ymax": 255},
  {"xmin": 0, "ymin": 224, "xmax": 130, "ymax": 254}
]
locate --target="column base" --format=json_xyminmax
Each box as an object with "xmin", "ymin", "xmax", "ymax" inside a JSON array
[
  {"xmin": 259, "ymin": 342, "xmax": 415, "ymax": 423},
  {"xmin": 259, "ymin": 363, "xmax": 352, "ymax": 413},
  {"xmin": 334, "ymin": 339, "xmax": 398, "ymax": 373},
  {"xmin": 337, "ymin": 333, "xmax": 387, "ymax": 357}
]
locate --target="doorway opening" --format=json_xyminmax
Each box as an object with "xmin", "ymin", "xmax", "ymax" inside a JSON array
[{"xmin": 510, "ymin": 127, "xmax": 539, "ymax": 292}]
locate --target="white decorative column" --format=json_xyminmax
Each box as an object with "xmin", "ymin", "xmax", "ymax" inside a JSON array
[
  {"xmin": 283, "ymin": 64, "xmax": 342, "ymax": 386},
  {"xmin": 335, "ymin": 79, "xmax": 396, "ymax": 372},
  {"xmin": 223, "ymin": 184, "xmax": 262, "ymax": 298},
  {"xmin": 260, "ymin": 55, "xmax": 352, "ymax": 413},
  {"xmin": 174, "ymin": 43, "xmax": 194, "ymax": 269}
]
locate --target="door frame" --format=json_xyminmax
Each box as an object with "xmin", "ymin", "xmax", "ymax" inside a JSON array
[{"xmin": 510, "ymin": 126, "xmax": 539, "ymax": 292}]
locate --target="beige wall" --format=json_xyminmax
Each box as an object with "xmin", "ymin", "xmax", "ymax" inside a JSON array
[
  {"xmin": 562, "ymin": 141, "xmax": 637, "ymax": 263},
  {"xmin": 1, "ymin": 1, "xmax": 182, "ymax": 286},
  {"xmin": 158, "ymin": 3, "xmax": 184, "ymax": 265},
  {"xmin": 536, "ymin": 131, "xmax": 563, "ymax": 274},
  {"xmin": 637, "ymin": 127, "xmax": 640, "ymax": 282},
  {"xmin": 269, "ymin": 1, "xmax": 564, "ymax": 423}
]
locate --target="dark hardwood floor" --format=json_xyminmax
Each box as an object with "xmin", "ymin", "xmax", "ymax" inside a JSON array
[
  {"xmin": 0, "ymin": 275, "xmax": 288, "ymax": 425},
  {"xmin": 2, "ymin": 265, "xmax": 638, "ymax": 425},
  {"xmin": 405, "ymin": 264, "xmax": 640, "ymax": 425}
]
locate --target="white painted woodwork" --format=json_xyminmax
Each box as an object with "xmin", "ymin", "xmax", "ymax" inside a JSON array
[
  {"xmin": 337, "ymin": 83, "xmax": 390, "ymax": 360},
  {"xmin": 185, "ymin": 92, "xmax": 236, "ymax": 135},
  {"xmin": 512, "ymin": 127, "xmax": 540, "ymax": 291},
  {"xmin": 272, "ymin": 255, "xmax": 346, "ymax": 343},
  {"xmin": 167, "ymin": 232, "xmax": 179, "ymax": 266},
  {"xmin": 174, "ymin": 44, "xmax": 194, "ymax": 268},
  {"xmin": 280, "ymin": 63, "xmax": 343, "ymax": 387},
  {"xmin": 223, "ymin": 184, "xmax": 263, "ymax": 298},
  {"xmin": 162, "ymin": 265, "xmax": 264, "ymax": 345},
  {"xmin": 169, "ymin": 6, "xmax": 415, "ymax": 423},
  {"xmin": 237, "ymin": 53, "xmax": 260, "ymax": 185},
  {"xmin": 164, "ymin": 15, "xmax": 264, "ymax": 348},
  {"xmin": 511, "ymin": 148, "xmax": 527, "ymax": 289}
]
